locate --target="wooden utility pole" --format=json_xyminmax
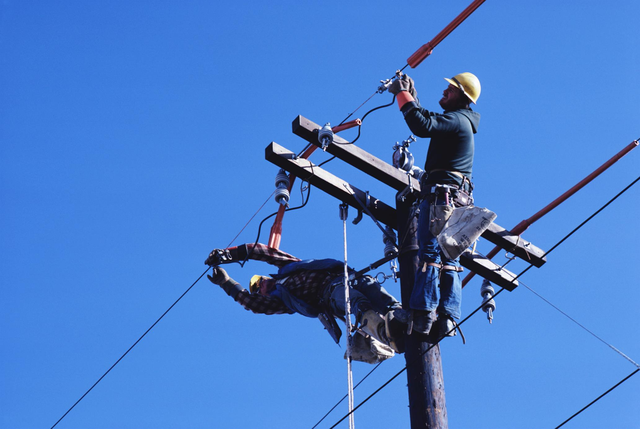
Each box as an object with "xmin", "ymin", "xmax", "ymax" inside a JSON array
[
  {"xmin": 397, "ymin": 196, "xmax": 448, "ymax": 428},
  {"xmin": 266, "ymin": 115, "xmax": 547, "ymax": 428}
]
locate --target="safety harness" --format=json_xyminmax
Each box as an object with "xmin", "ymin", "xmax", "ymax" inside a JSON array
[
  {"xmin": 268, "ymin": 258, "xmax": 354, "ymax": 344},
  {"xmin": 420, "ymin": 172, "xmax": 474, "ymax": 208}
]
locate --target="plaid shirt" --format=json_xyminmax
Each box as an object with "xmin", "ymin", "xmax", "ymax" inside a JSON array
[{"xmin": 231, "ymin": 243, "xmax": 337, "ymax": 316}]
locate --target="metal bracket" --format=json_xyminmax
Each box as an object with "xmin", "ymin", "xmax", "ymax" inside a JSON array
[
  {"xmin": 397, "ymin": 172, "xmax": 416, "ymax": 202},
  {"xmin": 352, "ymin": 210, "xmax": 363, "ymax": 225}
]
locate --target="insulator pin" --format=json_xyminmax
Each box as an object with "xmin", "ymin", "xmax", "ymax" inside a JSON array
[
  {"xmin": 274, "ymin": 169, "xmax": 290, "ymax": 206},
  {"xmin": 383, "ymin": 226, "xmax": 398, "ymax": 257},
  {"xmin": 275, "ymin": 169, "xmax": 289, "ymax": 188},
  {"xmin": 318, "ymin": 123, "xmax": 334, "ymax": 150},
  {"xmin": 392, "ymin": 136, "xmax": 417, "ymax": 172},
  {"xmin": 274, "ymin": 187, "xmax": 290, "ymax": 206},
  {"xmin": 480, "ymin": 279, "xmax": 496, "ymax": 323}
]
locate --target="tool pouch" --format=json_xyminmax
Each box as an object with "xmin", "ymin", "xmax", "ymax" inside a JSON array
[
  {"xmin": 429, "ymin": 204, "xmax": 454, "ymax": 236},
  {"xmin": 437, "ymin": 206, "xmax": 497, "ymax": 260}
]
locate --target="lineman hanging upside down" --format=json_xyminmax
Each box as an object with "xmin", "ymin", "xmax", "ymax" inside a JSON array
[
  {"xmin": 205, "ymin": 243, "xmax": 406, "ymax": 363},
  {"xmin": 388, "ymin": 72, "xmax": 482, "ymax": 338}
]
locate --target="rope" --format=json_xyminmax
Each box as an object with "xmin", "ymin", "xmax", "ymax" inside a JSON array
[
  {"xmin": 318, "ymin": 174, "xmax": 640, "ymax": 428},
  {"xmin": 310, "ymin": 362, "xmax": 385, "ymax": 429},
  {"xmin": 326, "ymin": 287, "xmax": 507, "ymax": 429},
  {"xmin": 50, "ymin": 268, "xmax": 211, "ymax": 429},
  {"xmin": 339, "ymin": 203, "xmax": 355, "ymax": 429}
]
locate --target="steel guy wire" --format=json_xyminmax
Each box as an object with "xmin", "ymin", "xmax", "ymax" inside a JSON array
[
  {"xmin": 321, "ymin": 173, "xmax": 640, "ymax": 428},
  {"xmin": 520, "ymin": 281, "xmax": 640, "ymax": 368}
]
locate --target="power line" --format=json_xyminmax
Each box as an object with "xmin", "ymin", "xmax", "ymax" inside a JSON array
[
  {"xmin": 539, "ymin": 174, "xmax": 640, "ymax": 259},
  {"xmin": 50, "ymin": 182, "xmax": 313, "ymax": 428},
  {"xmin": 320, "ymin": 174, "xmax": 640, "ymax": 428},
  {"xmin": 325, "ymin": 287, "xmax": 507, "ymax": 429},
  {"xmin": 51, "ymin": 268, "xmax": 211, "ymax": 429},
  {"xmin": 51, "ymin": 173, "xmax": 639, "ymax": 428},
  {"xmin": 555, "ymin": 369, "xmax": 639, "ymax": 429},
  {"xmin": 310, "ymin": 362, "xmax": 384, "ymax": 429}
]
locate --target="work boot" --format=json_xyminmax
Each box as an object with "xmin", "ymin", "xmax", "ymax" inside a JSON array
[
  {"xmin": 387, "ymin": 309, "xmax": 435, "ymax": 336},
  {"xmin": 435, "ymin": 314, "xmax": 466, "ymax": 344},
  {"xmin": 383, "ymin": 311, "xmax": 406, "ymax": 354},
  {"xmin": 345, "ymin": 332, "xmax": 394, "ymax": 364},
  {"xmin": 436, "ymin": 315, "xmax": 457, "ymax": 337},
  {"xmin": 412, "ymin": 310, "xmax": 437, "ymax": 335},
  {"xmin": 388, "ymin": 308, "xmax": 411, "ymax": 324},
  {"xmin": 359, "ymin": 310, "xmax": 403, "ymax": 354}
]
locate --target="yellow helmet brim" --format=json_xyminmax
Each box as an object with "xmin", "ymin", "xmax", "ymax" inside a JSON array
[
  {"xmin": 250, "ymin": 275, "xmax": 270, "ymax": 294},
  {"xmin": 444, "ymin": 72, "xmax": 481, "ymax": 104}
]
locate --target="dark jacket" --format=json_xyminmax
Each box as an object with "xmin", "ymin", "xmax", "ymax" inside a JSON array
[{"xmin": 401, "ymin": 101, "xmax": 480, "ymax": 187}]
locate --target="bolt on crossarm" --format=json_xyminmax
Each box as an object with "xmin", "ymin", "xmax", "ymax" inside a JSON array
[{"xmin": 267, "ymin": 120, "xmax": 362, "ymax": 249}]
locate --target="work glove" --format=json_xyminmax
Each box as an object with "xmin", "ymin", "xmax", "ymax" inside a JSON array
[
  {"xmin": 205, "ymin": 248, "xmax": 232, "ymax": 266},
  {"xmin": 388, "ymin": 74, "xmax": 418, "ymax": 100},
  {"xmin": 207, "ymin": 267, "xmax": 242, "ymax": 298},
  {"xmin": 207, "ymin": 267, "xmax": 230, "ymax": 285}
]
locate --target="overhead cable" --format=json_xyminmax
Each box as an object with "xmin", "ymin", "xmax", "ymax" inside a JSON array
[
  {"xmin": 50, "ymin": 183, "xmax": 314, "ymax": 428},
  {"xmin": 554, "ymin": 369, "xmax": 640, "ymax": 429},
  {"xmin": 320, "ymin": 174, "xmax": 640, "ymax": 428},
  {"xmin": 50, "ymin": 268, "xmax": 211, "ymax": 429}
]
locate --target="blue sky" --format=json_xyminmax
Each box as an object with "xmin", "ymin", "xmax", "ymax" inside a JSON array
[{"xmin": 1, "ymin": 1, "xmax": 639, "ymax": 428}]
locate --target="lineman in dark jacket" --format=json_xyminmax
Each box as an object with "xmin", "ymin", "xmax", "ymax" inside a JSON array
[{"xmin": 388, "ymin": 72, "xmax": 481, "ymax": 337}]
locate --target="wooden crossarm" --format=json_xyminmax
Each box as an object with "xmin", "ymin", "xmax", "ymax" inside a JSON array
[{"xmin": 292, "ymin": 115, "xmax": 548, "ymax": 268}]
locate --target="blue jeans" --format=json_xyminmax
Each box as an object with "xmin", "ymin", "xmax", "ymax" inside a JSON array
[
  {"xmin": 330, "ymin": 275, "xmax": 400, "ymax": 318},
  {"xmin": 410, "ymin": 196, "xmax": 462, "ymax": 319}
]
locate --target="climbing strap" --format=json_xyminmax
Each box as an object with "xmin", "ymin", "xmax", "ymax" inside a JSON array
[{"xmin": 421, "ymin": 261, "xmax": 464, "ymax": 273}]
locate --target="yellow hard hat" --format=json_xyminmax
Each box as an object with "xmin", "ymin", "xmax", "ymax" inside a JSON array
[
  {"xmin": 444, "ymin": 72, "xmax": 481, "ymax": 104},
  {"xmin": 250, "ymin": 275, "xmax": 270, "ymax": 294}
]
